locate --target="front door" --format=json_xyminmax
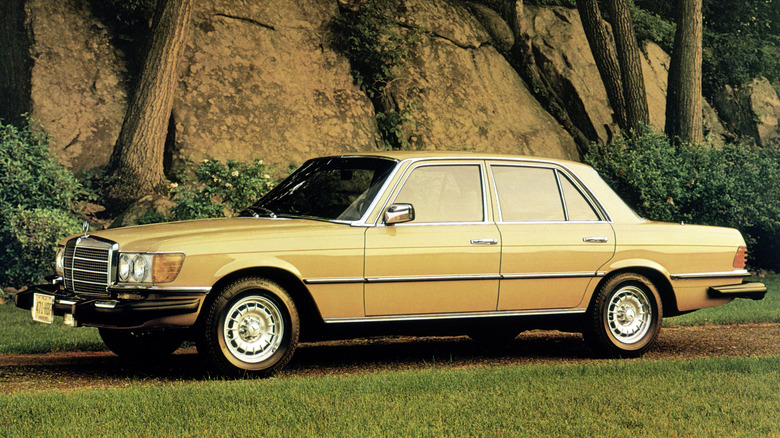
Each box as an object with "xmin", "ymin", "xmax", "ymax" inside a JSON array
[{"xmin": 364, "ymin": 162, "xmax": 501, "ymax": 316}]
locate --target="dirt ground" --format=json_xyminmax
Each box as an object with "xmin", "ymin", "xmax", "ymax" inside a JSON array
[{"xmin": 1, "ymin": 323, "xmax": 778, "ymax": 394}]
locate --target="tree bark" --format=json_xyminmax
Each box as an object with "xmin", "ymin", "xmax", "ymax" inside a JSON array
[
  {"xmin": 574, "ymin": 0, "xmax": 626, "ymax": 131},
  {"xmin": 665, "ymin": 0, "xmax": 703, "ymax": 144},
  {"xmin": 106, "ymin": 0, "xmax": 193, "ymax": 209},
  {"xmin": 602, "ymin": 0, "xmax": 649, "ymax": 134}
]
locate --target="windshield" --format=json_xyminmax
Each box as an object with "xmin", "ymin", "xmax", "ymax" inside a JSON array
[{"xmin": 249, "ymin": 156, "xmax": 397, "ymax": 222}]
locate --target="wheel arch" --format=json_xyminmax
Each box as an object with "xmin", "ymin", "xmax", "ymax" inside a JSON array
[
  {"xmin": 591, "ymin": 266, "xmax": 679, "ymax": 316},
  {"xmin": 200, "ymin": 267, "xmax": 325, "ymax": 342}
]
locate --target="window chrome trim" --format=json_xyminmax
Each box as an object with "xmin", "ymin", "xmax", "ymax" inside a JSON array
[
  {"xmin": 670, "ymin": 270, "xmax": 750, "ymax": 280},
  {"xmin": 349, "ymin": 157, "xmax": 403, "ymax": 227},
  {"xmin": 323, "ymin": 307, "xmax": 588, "ymax": 324}
]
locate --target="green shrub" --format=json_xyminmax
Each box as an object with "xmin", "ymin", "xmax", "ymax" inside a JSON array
[
  {"xmin": 585, "ymin": 127, "xmax": 780, "ymax": 270},
  {"xmin": 141, "ymin": 159, "xmax": 277, "ymax": 223},
  {"xmin": 0, "ymin": 117, "xmax": 87, "ymax": 287}
]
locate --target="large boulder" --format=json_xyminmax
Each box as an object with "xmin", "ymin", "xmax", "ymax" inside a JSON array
[
  {"xmin": 715, "ymin": 77, "xmax": 780, "ymax": 148},
  {"xmin": 172, "ymin": 0, "xmax": 381, "ymax": 172},
  {"xmin": 25, "ymin": 0, "xmax": 128, "ymax": 172},
  {"xmin": 383, "ymin": 0, "xmax": 579, "ymax": 159}
]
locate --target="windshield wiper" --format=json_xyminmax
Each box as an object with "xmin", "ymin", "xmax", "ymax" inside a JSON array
[{"xmin": 239, "ymin": 206, "xmax": 277, "ymax": 218}]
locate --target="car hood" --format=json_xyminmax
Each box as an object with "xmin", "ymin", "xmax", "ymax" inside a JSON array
[{"xmin": 69, "ymin": 218, "xmax": 353, "ymax": 253}]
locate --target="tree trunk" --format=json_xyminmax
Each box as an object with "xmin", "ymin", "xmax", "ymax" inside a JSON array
[
  {"xmin": 602, "ymin": 0, "xmax": 649, "ymax": 134},
  {"xmin": 574, "ymin": 0, "xmax": 626, "ymax": 131},
  {"xmin": 665, "ymin": 0, "xmax": 703, "ymax": 144},
  {"xmin": 106, "ymin": 0, "xmax": 193, "ymax": 209}
]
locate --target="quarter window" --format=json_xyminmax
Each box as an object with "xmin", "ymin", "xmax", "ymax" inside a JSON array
[{"xmin": 394, "ymin": 165, "xmax": 484, "ymax": 223}]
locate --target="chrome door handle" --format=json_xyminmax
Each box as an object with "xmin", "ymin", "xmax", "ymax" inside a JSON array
[
  {"xmin": 583, "ymin": 237, "xmax": 609, "ymax": 243},
  {"xmin": 470, "ymin": 239, "xmax": 498, "ymax": 245}
]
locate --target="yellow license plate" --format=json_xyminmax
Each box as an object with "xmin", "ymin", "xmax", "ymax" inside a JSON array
[{"xmin": 32, "ymin": 293, "xmax": 54, "ymax": 324}]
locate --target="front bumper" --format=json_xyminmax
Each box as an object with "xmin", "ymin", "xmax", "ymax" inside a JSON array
[
  {"xmin": 15, "ymin": 283, "xmax": 209, "ymax": 329},
  {"xmin": 708, "ymin": 281, "xmax": 767, "ymax": 300}
]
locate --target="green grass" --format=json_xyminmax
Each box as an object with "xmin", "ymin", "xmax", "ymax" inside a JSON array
[
  {"xmin": 0, "ymin": 304, "xmax": 103, "ymax": 354},
  {"xmin": 0, "ymin": 275, "xmax": 777, "ymax": 354},
  {"xmin": 1, "ymin": 356, "xmax": 778, "ymax": 437},
  {"xmin": 666, "ymin": 276, "xmax": 780, "ymax": 326}
]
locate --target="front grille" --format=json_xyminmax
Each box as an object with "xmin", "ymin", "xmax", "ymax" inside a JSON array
[{"xmin": 63, "ymin": 237, "xmax": 115, "ymax": 296}]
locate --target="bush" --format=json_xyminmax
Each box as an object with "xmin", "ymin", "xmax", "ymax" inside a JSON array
[
  {"xmin": 0, "ymin": 117, "xmax": 86, "ymax": 287},
  {"xmin": 138, "ymin": 159, "xmax": 277, "ymax": 223},
  {"xmin": 585, "ymin": 127, "xmax": 780, "ymax": 270}
]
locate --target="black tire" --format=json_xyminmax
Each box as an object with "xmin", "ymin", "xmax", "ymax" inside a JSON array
[
  {"xmin": 584, "ymin": 273, "xmax": 662, "ymax": 358},
  {"xmin": 197, "ymin": 277, "xmax": 299, "ymax": 376},
  {"xmin": 99, "ymin": 328, "xmax": 184, "ymax": 361}
]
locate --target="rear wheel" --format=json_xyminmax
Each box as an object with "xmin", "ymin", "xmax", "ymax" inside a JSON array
[
  {"xmin": 99, "ymin": 328, "xmax": 184, "ymax": 361},
  {"xmin": 584, "ymin": 273, "xmax": 662, "ymax": 358},
  {"xmin": 197, "ymin": 277, "xmax": 299, "ymax": 376}
]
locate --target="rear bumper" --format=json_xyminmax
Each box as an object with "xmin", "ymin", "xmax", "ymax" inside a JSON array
[
  {"xmin": 15, "ymin": 283, "xmax": 208, "ymax": 329},
  {"xmin": 708, "ymin": 281, "xmax": 767, "ymax": 300}
]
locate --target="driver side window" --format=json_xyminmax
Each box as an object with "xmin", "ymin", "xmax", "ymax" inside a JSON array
[{"xmin": 394, "ymin": 165, "xmax": 484, "ymax": 223}]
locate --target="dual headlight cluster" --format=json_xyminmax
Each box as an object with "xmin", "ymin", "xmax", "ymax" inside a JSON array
[
  {"xmin": 118, "ymin": 253, "xmax": 185, "ymax": 283},
  {"xmin": 54, "ymin": 247, "xmax": 185, "ymax": 284}
]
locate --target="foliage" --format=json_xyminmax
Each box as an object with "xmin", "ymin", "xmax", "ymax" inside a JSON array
[
  {"xmin": 332, "ymin": 0, "xmax": 416, "ymax": 99},
  {"xmin": 635, "ymin": 0, "xmax": 779, "ymax": 97},
  {"xmin": 585, "ymin": 127, "xmax": 780, "ymax": 269},
  {"xmin": 0, "ymin": 304, "xmax": 103, "ymax": 354},
  {"xmin": 629, "ymin": 2, "xmax": 675, "ymax": 53},
  {"xmin": 139, "ymin": 159, "xmax": 277, "ymax": 223},
  {"xmin": 0, "ymin": 118, "xmax": 87, "ymax": 287},
  {"xmin": 332, "ymin": 0, "xmax": 420, "ymax": 149},
  {"xmin": 375, "ymin": 103, "xmax": 418, "ymax": 150}
]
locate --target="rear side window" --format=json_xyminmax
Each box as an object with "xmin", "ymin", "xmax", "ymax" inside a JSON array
[{"xmin": 491, "ymin": 165, "xmax": 600, "ymax": 222}]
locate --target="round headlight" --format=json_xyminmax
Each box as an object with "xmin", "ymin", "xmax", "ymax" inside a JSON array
[
  {"xmin": 118, "ymin": 254, "xmax": 131, "ymax": 282},
  {"xmin": 55, "ymin": 247, "xmax": 65, "ymax": 277},
  {"xmin": 131, "ymin": 255, "xmax": 148, "ymax": 282}
]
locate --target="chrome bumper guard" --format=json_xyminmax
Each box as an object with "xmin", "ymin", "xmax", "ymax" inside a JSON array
[{"xmin": 708, "ymin": 281, "xmax": 767, "ymax": 300}]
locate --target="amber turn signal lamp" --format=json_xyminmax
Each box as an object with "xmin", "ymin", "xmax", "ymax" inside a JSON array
[
  {"xmin": 152, "ymin": 253, "xmax": 186, "ymax": 283},
  {"xmin": 733, "ymin": 246, "xmax": 748, "ymax": 269}
]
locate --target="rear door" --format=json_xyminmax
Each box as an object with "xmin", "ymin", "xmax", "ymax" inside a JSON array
[{"xmin": 489, "ymin": 162, "xmax": 615, "ymax": 310}]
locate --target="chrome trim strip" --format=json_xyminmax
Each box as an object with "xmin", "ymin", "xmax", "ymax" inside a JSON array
[
  {"xmin": 670, "ymin": 270, "xmax": 750, "ymax": 280},
  {"xmin": 502, "ymin": 272, "xmax": 603, "ymax": 280},
  {"xmin": 324, "ymin": 308, "xmax": 588, "ymax": 324},
  {"xmin": 58, "ymin": 299, "xmax": 78, "ymax": 306},
  {"xmin": 108, "ymin": 285, "xmax": 212, "ymax": 293},
  {"xmin": 366, "ymin": 274, "xmax": 502, "ymax": 283},
  {"xmin": 304, "ymin": 277, "xmax": 365, "ymax": 285},
  {"xmin": 305, "ymin": 272, "xmax": 606, "ymax": 285}
]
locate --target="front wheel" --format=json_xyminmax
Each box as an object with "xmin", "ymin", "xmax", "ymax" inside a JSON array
[
  {"xmin": 584, "ymin": 273, "xmax": 662, "ymax": 358},
  {"xmin": 197, "ymin": 277, "xmax": 299, "ymax": 376}
]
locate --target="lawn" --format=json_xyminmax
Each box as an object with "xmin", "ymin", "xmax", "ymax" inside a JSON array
[{"xmin": 1, "ymin": 356, "xmax": 777, "ymax": 437}]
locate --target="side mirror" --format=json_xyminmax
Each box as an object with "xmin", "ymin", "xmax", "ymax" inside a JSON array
[{"xmin": 384, "ymin": 203, "xmax": 415, "ymax": 225}]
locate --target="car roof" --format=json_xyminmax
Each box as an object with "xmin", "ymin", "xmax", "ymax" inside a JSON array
[{"xmin": 331, "ymin": 150, "xmax": 588, "ymax": 168}]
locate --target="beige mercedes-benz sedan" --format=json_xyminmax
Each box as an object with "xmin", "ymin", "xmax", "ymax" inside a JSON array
[{"xmin": 16, "ymin": 152, "xmax": 766, "ymax": 375}]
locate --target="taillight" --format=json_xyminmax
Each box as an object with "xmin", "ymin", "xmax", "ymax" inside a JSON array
[{"xmin": 733, "ymin": 246, "xmax": 748, "ymax": 269}]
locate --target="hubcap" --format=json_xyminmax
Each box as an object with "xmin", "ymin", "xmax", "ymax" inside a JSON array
[
  {"xmin": 223, "ymin": 295, "xmax": 284, "ymax": 363},
  {"xmin": 606, "ymin": 285, "xmax": 652, "ymax": 344}
]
